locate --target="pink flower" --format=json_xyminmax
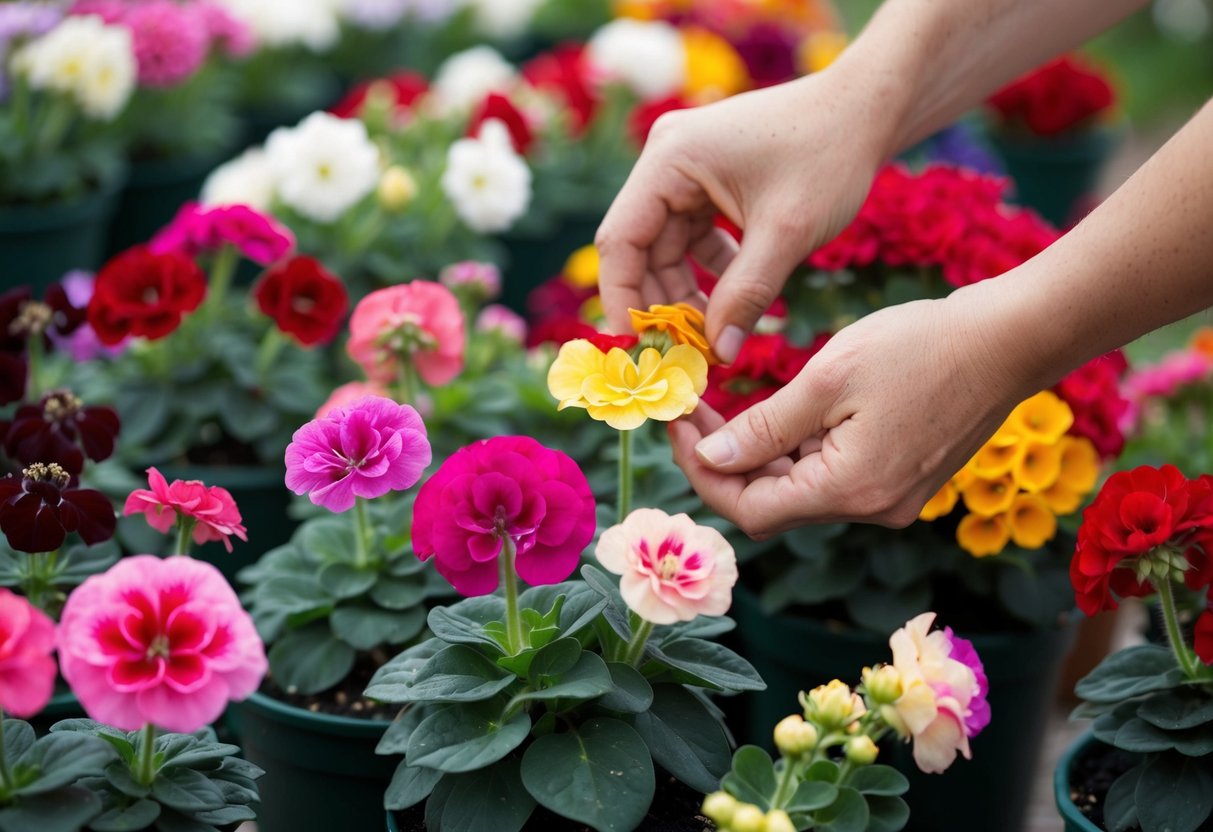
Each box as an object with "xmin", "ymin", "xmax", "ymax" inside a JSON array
[
  {"xmin": 123, "ymin": 468, "xmax": 248, "ymax": 553},
  {"xmin": 196, "ymin": 0, "xmax": 254, "ymax": 57},
  {"xmin": 0, "ymin": 588, "xmax": 57, "ymax": 717},
  {"xmin": 475, "ymin": 304, "xmax": 527, "ymax": 345},
  {"xmin": 150, "ymin": 202, "xmax": 296, "ymax": 267},
  {"xmin": 347, "ymin": 282, "xmax": 465, "ymax": 387},
  {"xmin": 595, "ymin": 508, "xmax": 737, "ymax": 625},
  {"xmin": 316, "ymin": 381, "xmax": 391, "ymax": 418},
  {"xmin": 285, "ymin": 396, "xmax": 431, "ymax": 513},
  {"xmin": 438, "ymin": 261, "xmax": 501, "ymax": 301},
  {"xmin": 126, "ymin": 1, "xmax": 209, "ymax": 88},
  {"xmin": 57, "ymin": 555, "xmax": 267, "ymax": 733},
  {"xmin": 412, "ymin": 436, "xmax": 596, "ymax": 596},
  {"xmin": 888, "ymin": 613, "xmax": 990, "ymax": 774}
]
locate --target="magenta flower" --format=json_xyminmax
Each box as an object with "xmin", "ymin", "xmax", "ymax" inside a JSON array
[
  {"xmin": 125, "ymin": 0, "xmax": 209, "ymax": 88},
  {"xmin": 58, "ymin": 555, "xmax": 267, "ymax": 733},
  {"xmin": 285, "ymin": 396, "xmax": 431, "ymax": 513},
  {"xmin": 346, "ymin": 282, "xmax": 465, "ymax": 387},
  {"xmin": 123, "ymin": 467, "xmax": 248, "ymax": 553},
  {"xmin": 195, "ymin": 0, "xmax": 254, "ymax": 57},
  {"xmin": 0, "ymin": 588, "xmax": 57, "ymax": 718},
  {"xmin": 150, "ymin": 202, "xmax": 296, "ymax": 266},
  {"xmin": 413, "ymin": 436, "xmax": 596, "ymax": 596}
]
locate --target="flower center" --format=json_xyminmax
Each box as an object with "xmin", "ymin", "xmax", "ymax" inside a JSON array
[
  {"xmin": 657, "ymin": 554, "xmax": 680, "ymax": 580},
  {"xmin": 146, "ymin": 634, "xmax": 171, "ymax": 660},
  {"xmin": 10, "ymin": 301, "xmax": 52, "ymax": 337},
  {"xmin": 377, "ymin": 318, "xmax": 437, "ymax": 359},
  {"xmin": 317, "ymin": 163, "xmax": 333, "ymax": 180},
  {"xmin": 494, "ymin": 506, "xmax": 509, "ymax": 539},
  {"xmin": 22, "ymin": 462, "xmax": 70, "ymax": 489},
  {"xmin": 42, "ymin": 390, "xmax": 82, "ymax": 423},
  {"xmin": 142, "ymin": 286, "xmax": 160, "ymax": 305}
]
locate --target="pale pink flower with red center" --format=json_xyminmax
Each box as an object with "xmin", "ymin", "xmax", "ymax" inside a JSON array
[
  {"xmin": 285, "ymin": 396, "xmax": 431, "ymax": 513},
  {"xmin": 123, "ymin": 467, "xmax": 248, "ymax": 553},
  {"xmin": 595, "ymin": 508, "xmax": 737, "ymax": 625},
  {"xmin": 346, "ymin": 282, "xmax": 465, "ymax": 386},
  {"xmin": 0, "ymin": 588, "xmax": 57, "ymax": 717},
  {"xmin": 57, "ymin": 555, "xmax": 267, "ymax": 733},
  {"xmin": 150, "ymin": 202, "xmax": 295, "ymax": 266},
  {"xmin": 316, "ymin": 381, "xmax": 391, "ymax": 418},
  {"xmin": 888, "ymin": 612, "xmax": 990, "ymax": 774}
]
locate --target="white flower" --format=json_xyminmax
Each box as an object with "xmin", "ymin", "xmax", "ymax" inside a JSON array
[
  {"xmin": 587, "ymin": 19, "xmax": 686, "ymax": 101},
  {"xmin": 432, "ymin": 45, "xmax": 516, "ymax": 113},
  {"xmin": 216, "ymin": 0, "xmax": 341, "ymax": 51},
  {"xmin": 461, "ymin": 0, "xmax": 543, "ymax": 39},
  {"xmin": 264, "ymin": 112, "xmax": 381, "ymax": 223},
  {"xmin": 201, "ymin": 148, "xmax": 275, "ymax": 211},
  {"xmin": 15, "ymin": 16, "xmax": 135, "ymax": 121},
  {"xmin": 441, "ymin": 119, "xmax": 531, "ymax": 234}
]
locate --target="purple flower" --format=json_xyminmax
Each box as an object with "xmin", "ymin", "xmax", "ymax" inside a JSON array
[
  {"xmin": 0, "ymin": 2, "xmax": 63, "ymax": 99},
  {"xmin": 927, "ymin": 123, "xmax": 1005, "ymax": 176},
  {"xmin": 285, "ymin": 396, "xmax": 431, "ymax": 513}
]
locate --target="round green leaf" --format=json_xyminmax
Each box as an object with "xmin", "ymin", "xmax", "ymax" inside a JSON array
[
  {"xmin": 845, "ymin": 765, "xmax": 909, "ymax": 796},
  {"xmin": 721, "ymin": 745, "xmax": 776, "ymax": 809},
  {"xmin": 865, "ymin": 794, "xmax": 910, "ymax": 832},
  {"xmin": 406, "ymin": 702, "xmax": 531, "ymax": 773},
  {"xmin": 268, "ymin": 626, "xmax": 356, "ymax": 696},
  {"xmin": 511, "ymin": 652, "xmax": 613, "ymax": 705},
  {"xmin": 1103, "ymin": 765, "xmax": 1141, "ymax": 832},
  {"xmin": 0, "ymin": 786, "xmax": 102, "ymax": 831},
  {"xmin": 370, "ymin": 577, "xmax": 427, "ymax": 610},
  {"xmin": 429, "ymin": 759, "xmax": 535, "ymax": 832},
  {"xmin": 319, "ymin": 562, "xmax": 378, "ymax": 599},
  {"xmin": 90, "ymin": 797, "xmax": 161, "ymax": 832},
  {"xmin": 1076, "ymin": 645, "xmax": 1186, "ymax": 703},
  {"xmin": 1138, "ymin": 690, "xmax": 1213, "ymax": 731},
  {"xmin": 630, "ymin": 684, "xmax": 729, "ymax": 794},
  {"xmin": 1135, "ymin": 752, "xmax": 1213, "ymax": 832},
  {"xmin": 331, "ymin": 604, "xmax": 426, "ymax": 650},
  {"xmin": 384, "ymin": 762, "xmax": 443, "ymax": 811},
  {"xmin": 599, "ymin": 663, "xmax": 654, "ymax": 714},
  {"xmin": 149, "ymin": 766, "xmax": 227, "ymax": 812},
  {"xmin": 367, "ymin": 643, "xmax": 515, "ymax": 703},
  {"xmin": 814, "ymin": 786, "xmax": 870, "ymax": 832},
  {"xmin": 786, "ymin": 780, "xmax": 839, "ymax": 813}
]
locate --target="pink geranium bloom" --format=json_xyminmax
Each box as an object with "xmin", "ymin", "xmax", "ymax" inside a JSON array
[
  {"xmin": 346, "ymin": 282, "xmax": 465, "ymax": 387},
  {"xmin": 126, "ymin": 0, "xmax": 208, "ymax": 88},
  {"xmin": 316, "ymin": 381, "xmax": 391, "ymax": 418},
  {"xmin": 0, "ymin": 588, "xmax": 57, "ymax": 717},
  {"xmin": 285, "ymin": 396, "xmax": 431, "ymax": 513},
  {"xmin": 439, "ymin": 261, "xmax": 502, "ymax": 300},
  {"xmin": 150, "ymin": 202, "xmax": 295, "ymax": 266},
  {"xmin": 595, "ymin": 508, "xmax": 737, "ymax": 625},
  {"xmin": 413, "ymin": 436, "xmax": 596, "ymax": 596},
  {"xmin": 475, "ymin": 304, "xmax": 527, "ymax": 346},
  {"xmin": 195, "ymin": 0, "xmax": 254, "ymax": 57},
  {"xmin": 57, "ymin": 555, "xmax": 267, "ymax": 733},
  {"xmin": 123, "ymin": 468, "xmax": 248, "ymax": 552},
  {"xmin": 889, "ymin": 613, "xmax": 990, "ymax": 774}
]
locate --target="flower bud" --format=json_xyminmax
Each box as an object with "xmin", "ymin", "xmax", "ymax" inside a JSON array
[
  {"xmin": 803, "ymin": 679, "xmax": 864, "ymax": 729},
  {"xmin": 773, "ymin": 714, "xmax": 818, "ymax": 757},
  {"xmin": 845, "ymin": 735, "xmax": 879, "ymax": 766},
  {"xmin": 701, "ymin": 791, "xmax": 737, "ymax": 826},
  {"xmin": 731, "ymin": 804, "xmax": 766, "ymax": 832},
  {"xmin": 863, "ymin": 665, "xmax": 903, "ymax": 705},
  {"xmin": 378, "ymin": 166, "xmax": 417, "ymax": 211},
  {"xmin": 765, "ymin": 809, "xmax": 796, "ymax": 832}
]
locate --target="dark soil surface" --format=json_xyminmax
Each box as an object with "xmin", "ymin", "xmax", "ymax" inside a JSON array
[
  {"xmin": 261, "ymin": 655, "xmax": 398, "ymax": 721},
  {"xmin": 392, "ymin": 772, "xmax": 716, "ymax": 832},
  {"xmin": 1069, "ymin": 741, "xmax": 1140, "ymax": 830}
]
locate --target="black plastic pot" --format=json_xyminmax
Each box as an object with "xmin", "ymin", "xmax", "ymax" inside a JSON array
[{"xmin": 989, "ymin": 126, "xmax": 1120, "ymax": 228}]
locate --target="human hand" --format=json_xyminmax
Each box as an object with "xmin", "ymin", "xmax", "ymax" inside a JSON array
[{"xmin": 595, "ymin": 69, "xmax": 895, "ymax": 362}]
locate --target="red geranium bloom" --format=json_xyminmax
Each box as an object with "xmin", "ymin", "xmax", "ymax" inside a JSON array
[
  {"xmin": 469, "ymin": 93, "xmax": 534, "ymax": 155},
  {"xmin": 253, "ymin": 256, "xmax": 349, "ymax": 347},
  {"xmin": 88, "ymin": 247, "xmax": 207, "ymax": 345},
  {"xmin": 331, "ymin": 71, "xmax": 428, "ymax": 120},
  {"xmin": 0, "ymin": 463, "xmax": 115, "ymax": 553},
  {"xmin": 1054, "ymin": 351, "xmax": 1130, "ymax": 459},
  {"xmin": 988, "ymin": 55, "xmax": 1115, "ymax": 137},
  {"xmin": 526, "ymin": 317, "xmax": 596, "ymax": 349},
  {"xmin": 522, "ymin": 44, "xmax": 598, "ymax": 134},
  {"xmin": 629, "ymin": 95, "xmax": 692, "ymax": 146},
  {"xmin": 1, "ymin": 390, "xmax": 120, "ymax": 475},
  {"xmin": 704, "ymin": 333, "xmax": 829, "ymax": 420},
  {"xmin": 1195, "ymin": 609, "xmax": 1213, "ymax": 666}
]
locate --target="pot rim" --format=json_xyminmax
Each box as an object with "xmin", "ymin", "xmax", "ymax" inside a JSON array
[
  {"xmin": 1054, "ymin": 730, "xmax": 1104, "ymax": 832},
  {"xmin": 238, "ymin": 690, "xmax": 393, "ymax": 738}
]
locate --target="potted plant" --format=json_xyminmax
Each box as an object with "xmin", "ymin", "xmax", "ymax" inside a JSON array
[
  {"xmin": 0, "ymin": 7, "xmax": 135, "ymax": 291},
  {"xmin": 1057, "ymin": 463, "xmax": 1213, "ymax": 832}
]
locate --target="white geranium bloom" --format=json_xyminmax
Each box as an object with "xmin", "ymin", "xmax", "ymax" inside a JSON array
[
  {"xmin": 265, "ymin": 112, "xmax": 381, "ymax": 223},
  {"xmin": 15, "ymin": 16, "xmax": 135, "ymax": 121},
  {"xmin": 462, "ymin": 0, "xmax": 543, "ymax": 39},
  {"xmin": 432, "ymin": 45, "xmax": 516, "ymax": 113},
  {"xmin": 201, "ymin": 148, "xmax": 275, "ymax": 211},
  {"xmin": 441, "ymin": 119, "xmax": 531, "ymax": 234},
  {"xmin": 216, "ymin": 0, "xmax": 341, "ymax": 51},
  {"xmin": 587, "ymin": 18, "xmax": 686, "ymax": 101}
]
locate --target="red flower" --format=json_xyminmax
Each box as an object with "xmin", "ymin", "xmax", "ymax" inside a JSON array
[
  {"xmin": 469, "ymin": 93, "xmax": 534, "ymax": 155},
  {"xmin": 88, "ymin": 247, "xmax": 207, "ymax": 345},
  {"xmin": 1054, "ymin": 352, "xmax": 1130, "ymax": 459},
  {"xmin": 629, "ymin": 95, "xmax": 693, "ymax": 146},
  {"xmin": 1195, "ymin": 609, "xmax": 1213, "ymax": 666},
  {"xmin": 1, "ymin": 390, "xmax": 120, "ymax": 475},
  {"xmin": 522, "ymin": 44, "xmax": 598, "ymax": 134},
  {"xmin": 253, "ymin": 256, "xmax": 349, "ymax": 347},
  {"xmin": 704, "ymin": 333, "xmax": 828, "ymax": 420},
  {"xmin": 526, "ymin": 277, "xmax": 596, "ymax": 327},
  {"xmin": 988, "ymin": 55, "xmax": 1115, "ymax": 137},
  {"xmin": 0, "ymin": 463, "xmax": 115, "ymax": 554},
  {"xmin": 331, "ymin": 72, "xmax": 428, "ymax": 120},
  {"xmin": 587, "ymin": 332, "xmax": 639, "ymax": 352}
]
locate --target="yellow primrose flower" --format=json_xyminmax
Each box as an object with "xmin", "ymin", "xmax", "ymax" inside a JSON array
[
  {"xmin": 1007, "ymin": 391, "xmax": 1073, "ymax": 444},
  {"xmin": 547, "ymin": 339, "xmax": 708, "ymax": 430},
  {"xmin": 682, "ymin": 27, "xmax": 750, "ymax": 102},
  {"xmin": 1056, "ymin": 436, "xmax": 1099, "ymax": 493},
  {"xmin": 629, "ymin": 302, "xmax": 717, "ymax": 363},
  {"xmin": 957, "ymin": 513, "xmax": 1010, "ymax": 558},
  {"xmin": 961, "ymin": 474, "xmax": 1016, "ymax": 517},
  {"xmin": 1012, "ymin": 441, "xmax": 1063, "ymax": 493},
  {"xmin": 919, "ymin": 481, "xmax": 958, "ymax": 522},
  {"xmin": 1007, "ymin": 493, "xmax": 1057, "ymax": 549},
  {"xmin": 563, "ymin": 244, "xmax": 600, "ymax": 289}
]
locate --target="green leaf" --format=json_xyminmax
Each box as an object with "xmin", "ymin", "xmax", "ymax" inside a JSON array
[
  {"xmin": 155, "ymin": 735, "xmax": 240, "ymax": 770},
  {"xmin": 786, "ymin": 780, "xmax": 838, "ymax": 813},
  {"xmin": 154, "ymin": 807, "xmax": 225, "ymax": 832},
  {"xmin": 1135, "ymin": 752, "xmax": 1213, "ymax": 832},
  {"xmin": 1115, "ymin": 717, "xmax": 1213, "ymax": 756},
  {"xmin": 149, "ymin": 766, "xmax": 227, "ymax": 812},
  {"xmin": 104, "ymin": 759, "xmax": 151, "ymax": 798},
  {"xmin": 630, "ymin": 684, "xmax": 731, "ymax": 794},
  {"xmin": 721, "ymin": 746, "xmax": 777, "ymax": 810},
  {"xmin": 268, "ymin": 626, "xmax": 356, "ymax": 696},
  {"xmin": 370, "ymin": 578, "xmax": 427, "ymax": 610},
  {"xmin": 406, "ymin": 701, "xmax": 531, "ymax": 773},
  {"xmin": 1104, "ymin": 765, "xmax": 1141, "ymax": 832},
  {"xmin": 805, "ymin": 760, "xmax": 841, "ymax": 783},
  {"xmin": 526, "ymin": 637, "xmax": 583, "ymax": 683},
  {"xmin": 846, "ymin": 765, "xmax": 909, "ymax": 796},
  {"xmin": 192, "ymin": 805, "xmax": 257, "ymax": 826},
  {"xmin": 844, "ymin": 583, "xmax": 932, "ymax": 634},
  {"xmin": 1, "ymin": 720, "xmax": 34, "ymax": 762},
  {"xmin": 319, "ymin": 562, "xmax": 378, "ymax": 599},
  {"xmin": 814, "ymin": 785, "xmax": 870, "ymax": 832},
  {"xmin": 376, "ymin": 706, "xmax": 426, "ymax": 756},
  {"xmin": 647, "ymin": 639, "xmax": 765, "ymax": 692},
  {"xmin": 867, "ymin": 539, "xmax": 933, "ymax": 591},
  {"xmin": 367, "ymin": 643, "xmax": 515, "ymax": 703},
  {"xmin": 521, "ymin": 717, "xmax": 655, "ymax": 832},
  {"xmin": 384, "ymin": 762, "xmax": 443, "ymax": 811},
  {"xmin": 90, "ymin": 798, "xmax": 162, "ymax": 831},
  {"xmin": 0, "ymin": 786, "xmax": 102, "ymax": 832},
  {"xmin": 599, "ymin": 663, "xmax": 654, "ymax": 714},
  {"xmin": 865, "ymin": 795, "xmax": 911, "ymax": 832},
  {"xmin": 510, "ymin": 652, "xmax": 614, "ymax": 705},
  {"xmin": 428, "ymin": 598, "xmax": 507, "ymax": 649},
  {"xmin": 428, "ymin": 758, "xmax": 535, "ymax": 832},
  {"xmin": 1138, "ymin": 689, "xmax": 1213, "ymax": 731},
  {"xmin": 331, "ymin": 604, "xmax": 426, "ymax": 650},
  {"xmin": 1094, "ymin": 703, "xmax": 1139, "ymax": 746},
  {"xmin": 1076, "ymin": 645, "xmax": 1187, "ymax": 703},
  {"xmin": 13, "ymin": 732, "xmax": 118, "ymax": 795}
]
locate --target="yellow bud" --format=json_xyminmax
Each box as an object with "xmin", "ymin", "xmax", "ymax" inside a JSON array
[
  {"xmin": 845, "ymin": 735, "xmax": 879, "ymax": 766},
  {"xmin": 864, "ymin": 665, "xmax": 904, "ymax": 705},
  {"xmin": 378, "ymin": 166, "xmax": 417, "ymax": 212},
  {"xmin": 701, "ymin": 792, "xmax": 737, "ymax": 825},
  {"xmin": 773, "ymin": 714, "xmax": 818, "ymax": 758},
  {"xmin": 805, "ymin": 680, "xmax": 860, "ymax": 729},
  {"xmin": 731, "ymin": 804, "xmax": 766, "ymax": 832},
  {"xmin": 765, "ymin": 809, "xmax": 796, "ymax": 832}
]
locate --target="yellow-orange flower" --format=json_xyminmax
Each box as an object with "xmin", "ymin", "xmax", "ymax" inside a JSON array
[
  {"xmin": 547, "ymin": 339, "xmax": 708, "ymax": 430},
  {"xmin": 1040, "ymin": 480, "xmax": 1082, "ymax": 514},
  {"xmin": 1056, "ymin": 436, "xmax": 1099, "ymax": 493},
  {"xmin": 961, "ymin": 474, "xmax": 1016, "ymax": 517},
  {"xmin": 1012, "ymin": 441, "xmax": 1062, "ymax": 493},
  {"xmin": 1192, "ymin": 326, "xmax": 1213, "ymax": 360},
  {"xmin": 919, "ymin": 481, "xmax": 958, "ymax": 522},
  {"xmin": 630, "ymin": 303, "xmax": 718, "ymax": 363},
  {"xmin": 957, "ymin": 513, "xmax": 1010, "ymax": 558},
  {"xmin": 1007, "ymin": 391, "xmax": 1073, "ymax": 444},
  {"xmin": 968, "ymin": 430, "xmax": 1020, "ymax": 479},
  {"xmin": 1007, "ymin": 494, "xmax": 1057, "ymax": 549},
  {"xmin": 563, "ymin": 244, "xmax": 600, "ymax": 289},
  {"xmin": 682, "ymin": 27, "xmax": 750, "ymax": 102}
]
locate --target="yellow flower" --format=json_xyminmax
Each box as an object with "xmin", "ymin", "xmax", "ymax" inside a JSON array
[
  {"xmin": 968, "ymin": 430, "xmax": 1021, "ymax": 479},
  {"xmin": 1040, "ymin": 480, "xmax": 1083, "ymax": 514},
  {"xmin": 1007, "ymin": 391, "xmax": 1073, "ymax": 444},
  {"xmin": 563, "ymin": 244, "xmax": 600, "ymax": 289},
  {"xmin": 1192, "ymin": 326, "xmax": 1213, "ymax": 360},
  {"xmin": 1056, "ymin": 436, "xmax": 1099, "ymax": 493},
  {"xmin": 682, "ymin": 27, "xmax": 750, "ymax": 102},
  {"xmin": 951, "ymin": 467, "xmax": 977, "ymax": 493},
  {"xmin": 1007, "ymin": 494, "xmax": 1057, "ymax": 549},
  {"xmin": 957, "ymin": 513, "xmax": 1010, "ymax": 558},
  {"xmin": 799, "ymin": 30, "xmax": 848, "ymax": 74},
  {"xmin": 547, "ymin": 339, "xmax": 708, "ymax": 430},
  {"xmin": 1012, "ymin": 441, "xmax": 1063, "ymax": 493},
  {"xmin": 919, "ymin": 481, "xmax": 958, "ymax": 522},
  {"xmin": 629, "ymin": 302, "xmax": 717, "ymax": 363},
  {"xmin": 961, "ymin": 474, "xmax": 1016, "ymax": 517}
]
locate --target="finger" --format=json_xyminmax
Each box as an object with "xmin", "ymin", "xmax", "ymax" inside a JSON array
[
  {"xmin": 669, "ymin": 419, "xmax": 752, "ymax": 525},
  {"xmin": 705, "ymin": 220, "xmax": 806, "ymax": 362},
  {"xmin": 693, "ymin": 379, "xmax": 828, "ymax": 474},
  {"xmin": 687, "ymin": 226, "xmax": 739, "ymax": 280},
  {"xmin": 649, "ymin": 214, "xmax": 701, "ymax": 309}
]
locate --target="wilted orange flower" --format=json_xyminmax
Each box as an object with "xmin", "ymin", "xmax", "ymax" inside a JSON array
[{"xmin": 630, "ymin": 303, "xmax": 718, "ymax": 364}]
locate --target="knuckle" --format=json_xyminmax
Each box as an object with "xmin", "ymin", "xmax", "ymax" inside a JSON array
[
  {"xmin": 741, "ymin": 406, "xmax": 788, "ymax": 451},
  {"xmin": 648, "ymin": 111, "xmax": 686, "ymax": 143},
  {"xmin": 726, "ymin": 279, "xmax": 775, "ymax": 318}
]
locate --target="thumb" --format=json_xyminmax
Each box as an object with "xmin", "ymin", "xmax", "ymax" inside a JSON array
[
  {"xmin": 693, "ymin": 378, "xmax": 825, "ymax": 474},
  {"xmin": 705, "ymin": 220, "xmax": 806, "ymax": 363}
]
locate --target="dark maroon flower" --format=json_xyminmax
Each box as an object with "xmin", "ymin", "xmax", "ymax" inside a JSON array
[
  {"xmin": 0, "ymin": 285, "xmax": 86, "ymax": 354},
  {"xmin": 0, "ymin": 463, "xmax": 115, "ymax": 553},
  {"xmin": 0, "ymin": 355, "xmax": 26, "ymax": 407},
  {"xmin": 1, "ymin": 390, "xmax": 121, "ymax": 475},
  {"xmin": 733, "ymin": 23, "xmax": 798, "ymax": 87}
]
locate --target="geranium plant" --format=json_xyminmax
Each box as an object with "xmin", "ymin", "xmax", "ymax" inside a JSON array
[{"xmin": 987, "ymin": 54, "xmax": 1116, "ymax": 138}]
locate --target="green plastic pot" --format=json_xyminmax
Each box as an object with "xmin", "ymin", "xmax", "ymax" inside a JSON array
[
  {"xmin": 989, "ymin": 126, "xmax": 1120, "ymax": 228},
  {"xmin": 731, "ymin": 585, "xmax": 1075, "ymax": 832},
  {"xmin": 0, "ymin": 176, "xmax": 126, "ymax": 293},
  {"xmin": 499, "ymin": 214, "xmax": 602, "ymax": 314},
  {"xmin": 1056, "ymin": 732, "xmax": 1104, "ymax": 832},
  {"xmin": 234, "ymin": 691, "xmax": 395, "ymax": 832}
]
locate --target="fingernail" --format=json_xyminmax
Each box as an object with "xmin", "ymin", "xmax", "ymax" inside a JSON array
[
  {"xmin": 696, "ymin": 431, "xmax": 737, "ymax": 467},
  {"xmin": 715, "ymin": 325, "xmax": 745, "ymax": 364}
]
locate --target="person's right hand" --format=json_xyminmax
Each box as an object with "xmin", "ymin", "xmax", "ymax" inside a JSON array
[{"xmin": 595, "ymin": 66, "xmax": 898, "ymax": 362}]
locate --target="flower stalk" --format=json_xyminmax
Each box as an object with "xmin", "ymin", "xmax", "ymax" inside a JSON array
[
  {"xmin": 204, "ymin": 245, "xmax": 239, "ymax": 318},
  {"xmin": 353, "ymin": 497, "xmax": 372, "ymax": 570},
  {"xmin": 622, "ymin": 615, "xmax": 654, "ymax": 667},
  {"xmin": 174, "ymin": 518, "xmax": 196, "ymax": 557},
  {"xmin": 617, "ymin": 429, "xmax": 633, "ymax": 525},
  {"xmin": 0, "ymin": 710, "xmax": 12, "ymax": 794},
  {"xmin": 1156, "ymin": 577, "xmax": 1200, "ymax": 679},
  {"xmin": 502, "ymin": 535, "xmax": 524, "ymax": 655},
  {"xmin": 135, "ymin": 723, "xmax": 158, "ymax": 787}
]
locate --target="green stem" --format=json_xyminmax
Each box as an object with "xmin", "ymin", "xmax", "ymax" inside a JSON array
[
  {"xmin": 617, "ymin": 429, "xmax": 633, "ymax": 524},
  {"xmin": 135, "ymin": 723, "xmax": 157, "ymax": 787},
  {"xmin": 25, "ymin": 332, "xmax": 44, "ymax": 401},
  {"xmin": 0, "ymin": 709, "xmax": 12, "ymax": 794},
  {"xmin": 396, "ymin": 360, "xmax": 417, "ymax": 406},
  {"xmin": 622, "ymin": 617, "xmax": 654, "ymax": 667},
  {"xmin": 205, "ymin": 245, "xmax": 239, "ymax": 317},
  {"xmin": 771, "ymin": 756, "xmax": 799, "ymax": 810},
  {"xmin": 1157, "ymin": 578, "xmax": 1200, "ymax": 679},
  {"xmin": 174, "ymin": 518, "xmax": 196, "ymax": 557},
  {"xmin": 502, "ymin": 535, "xmax": 524, "ymax": 655},
  {"xmin": 353, "ymin": 497, "xmax": 372, "ymax": 570},
  {"xmin": 255, "ymin": 326, "xmax": 288, "ymax": 377}
]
